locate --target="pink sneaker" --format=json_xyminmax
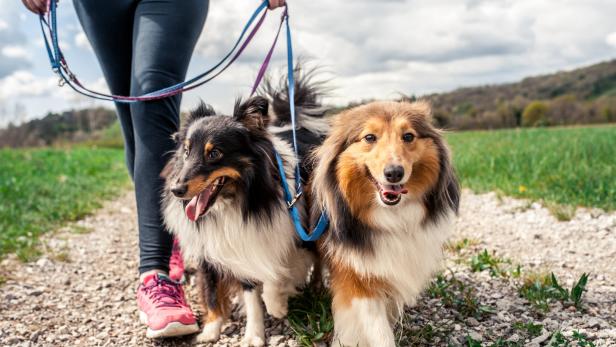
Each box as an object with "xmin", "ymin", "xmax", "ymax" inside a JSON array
[
  {"xmin": 137, "ymin": 273, "xmax": 199, "ymax": 338},
  {"xmin": 169, "ymin": 238, "xmax": 185, "ymax": 282}
]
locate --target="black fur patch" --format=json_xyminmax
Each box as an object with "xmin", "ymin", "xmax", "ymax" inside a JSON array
[
  {"xmin": 411, "ymin": 119, "xmax": 460, "ymax": 224},
  {"xmin": 312, "ymin": 156, "xmax": 375, "ymax": 253},
  {"xmin": 197, "ymin": 260, "xmax": 220, "ymax": 310},
  {"xmin": 260, "ymin": 64, "xmax": 328, "ymax": 127}
]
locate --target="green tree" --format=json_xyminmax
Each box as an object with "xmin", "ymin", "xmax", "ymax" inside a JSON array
[{"xmin": 522, "ymin": 101, "xmax": 548, "ymax": 127}]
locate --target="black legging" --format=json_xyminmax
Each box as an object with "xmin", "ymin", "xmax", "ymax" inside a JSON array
[{"xmin": 73, "ymin": 0, "xmax": 209, "ymax": 274}]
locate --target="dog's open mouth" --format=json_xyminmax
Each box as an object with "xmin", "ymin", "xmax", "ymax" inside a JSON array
[
  {"xmin": 367, "ymin": 172, "xmax": 408, "ymax": 206},
  {"xmin": 184, "ymin": 177, "xmax": 226, "ymax": 221}
]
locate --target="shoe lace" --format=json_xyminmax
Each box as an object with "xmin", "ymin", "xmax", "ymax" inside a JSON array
[{"xmin": 142, "ymin": 276, "xmax": 185, "ymax": 308}]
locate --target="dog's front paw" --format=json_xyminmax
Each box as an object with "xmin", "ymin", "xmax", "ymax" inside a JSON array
[
  {"xmin": 262, "ymin": 287, "xmax": 289, "ymax": 319},
  {"xmin": 264, "ymin": 297, "xmax": 288, "ymax": 318},
  {"xmin": 241, "ymin": 334, "xmax": 265, "ymax": 347},
  {"xmin": 194, "ymin": 318, "xmax": 223, "ymax": 343}
]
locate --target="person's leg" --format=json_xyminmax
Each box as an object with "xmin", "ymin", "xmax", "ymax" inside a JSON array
[
  {"xmin": 129, "ymin": 0, "xmax": 208, "ymax": 275},
  {"xmin": 72, "ymin": 0, "xmax": 137, "ymax": 178}
]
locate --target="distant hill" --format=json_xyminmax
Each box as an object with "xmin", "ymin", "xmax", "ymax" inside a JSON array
[
  {"xmin": 0, "ymin": 107, "xmax": 116, "ymax": 148},
  {"xmin": 426, "ymin": 59, "xmax": 616, "ymax": 129},
  {"xmin": 330, "ymin": 59, "xmax": 616, "ymax": 130}
]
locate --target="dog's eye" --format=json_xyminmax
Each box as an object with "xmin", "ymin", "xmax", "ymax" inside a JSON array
[
  {"xmin": 183, "ymin": 149, "xmax": 189, "ymax": 160},
  {"xmin": 402, "ymin": 133, "xmax": 415, "ymax": 143},
  {"xmin": 207, "ymin": 148, "xmax": 222, "ymax": 160},
  {"xmin": 363, "ymin": 134, "xmax": 377, "ymax": 143}
]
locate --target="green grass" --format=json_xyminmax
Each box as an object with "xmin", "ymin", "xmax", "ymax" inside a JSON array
[
  {"xmin": 518, "ymin": 272, "xmax": 589, "ymax": 312},
  {"xmin": 447, "ymin": 125, "xmax": 616, "ymax": 211},
  {"xmin": 0, "ymin": 147, "xmax": 129, "ymax": 260},
  {"xmin": 287, "ymin": 287, "xmax": 334, "ymax": 346},
  {"xmin": 427, "ymin": 272, "xmax": 495, "ymax": 319}
]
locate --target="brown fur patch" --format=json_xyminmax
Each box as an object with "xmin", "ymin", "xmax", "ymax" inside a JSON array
[
  {"xmin": 404, "ymin": 138, "xmax": 440, "ymax": 196},
  {"xmin": 204, "ymin": 142, "xmax": 214, "ymax": 155},
  {"xmin": 185, "ymin": 167, "xmax": 242, "ymax": 197},
  {"xmin": 197, "ymin": 275, "xmax": 238, "ymax": 324},
  {"xmin": 328, "ymin": 257, "xmax": 390, "ymax": 309}
]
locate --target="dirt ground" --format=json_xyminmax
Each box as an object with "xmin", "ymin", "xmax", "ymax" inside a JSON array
[{"xmin": 0, "ymin": 190, "xmax": 614, "ymax": 346}]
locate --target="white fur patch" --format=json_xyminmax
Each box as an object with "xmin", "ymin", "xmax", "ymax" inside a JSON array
[
  {"xmin": 333, "ymin": 298, "xmax": 395, "ymax": 347},
  {"xmin": 195, "ymin": 317, "xmax": 223, "ymax": 343},
  {"xmin": 242, "ymin": 289, "xmax": 265, "ymax": 347},
  {"xmin": 331, "ymin": 199, "xmax": 453, "ymax": 312}
]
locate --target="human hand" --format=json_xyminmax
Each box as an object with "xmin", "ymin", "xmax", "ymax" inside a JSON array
[
  {"xmin": 268, "ymin": 0, "xmax": 286, "ymax": 10},
  {"xmin": 22, "ymin": 0, "xmax": 49, "ymax": 14}
]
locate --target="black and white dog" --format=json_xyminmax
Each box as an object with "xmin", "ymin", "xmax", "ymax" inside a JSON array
[{"xmin": 161, "ymin": 68, "xmax": 327, "ymax": 346}]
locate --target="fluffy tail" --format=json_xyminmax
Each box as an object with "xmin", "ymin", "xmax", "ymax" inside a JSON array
[{"xmin": 259, "ymin": 64, "xmax": 330, "ymax": 135}]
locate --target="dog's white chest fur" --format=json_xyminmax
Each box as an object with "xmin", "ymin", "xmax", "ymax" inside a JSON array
[
  {"xmin": 164, "ymin": 199, "xmax": 298, "ymax": 283},
  {"xmin": 335, "ymin": 200, "xmax": 453, "ymax": 306}
]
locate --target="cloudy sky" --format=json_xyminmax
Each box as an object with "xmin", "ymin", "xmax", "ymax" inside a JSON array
[{"xmin": 1, "ymin": 0, "xmax": 615, "ymax": 126}]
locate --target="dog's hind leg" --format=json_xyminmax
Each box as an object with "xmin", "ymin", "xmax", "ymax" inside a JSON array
[
  {"xmin": 241, "ymin": 282, "xmax": 265, "ymax": 347},
  {"xmin": 194, "ymin": 261, "xmax": 231, "ymax": 343}
]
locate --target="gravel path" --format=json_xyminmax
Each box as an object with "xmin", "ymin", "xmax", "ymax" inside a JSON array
[
  {"xmin": 0, "ymin": 190, "xmax": 614, "ymax": 346},
  {"xmin": 456, "ymin": 190, "xmax": 616, "ymax": 293}
]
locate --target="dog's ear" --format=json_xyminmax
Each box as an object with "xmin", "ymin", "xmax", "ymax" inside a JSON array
[
  {"xmin": 160, "ymin": 159, "xmax": 175, "ymax": 179},
  {"xmin": 233, "ymin": 96, "xmax": 270, "ymax": 131},
  {"xmin": 408, "ymin": 100, "xmax": 433, "ymax": 121},
  {"xmin": 186, "ymin": 101, "xmax": 216, "ymax": 124}
]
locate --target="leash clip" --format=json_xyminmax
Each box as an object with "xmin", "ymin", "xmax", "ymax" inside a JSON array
[
  {"xmin": 56, "ymin": 74, "xmax": 65, "ymax": 87},
  {"xmin": 287, "ymin": 191, "xmax": 303, "ymax": 209}
]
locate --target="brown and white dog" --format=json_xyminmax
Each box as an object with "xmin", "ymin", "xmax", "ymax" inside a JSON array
[
  {"xmin": 310, "ymin": 100, "xmax": 460, "ymax": 347},
  {"xmin": 161, "ymin": 69, "xmax": 327, "ymax": 346}
]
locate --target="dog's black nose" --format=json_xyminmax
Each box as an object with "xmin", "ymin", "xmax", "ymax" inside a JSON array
[
  {"xmin": 171, "ymin": 184, "xmax": 188, "ymax": 197},
  {"xmin": 384, "ymin": 165, "xmax": 404, "ymax": 183}
]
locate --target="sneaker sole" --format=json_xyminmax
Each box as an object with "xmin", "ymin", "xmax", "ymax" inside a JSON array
[{"xmin": 139, "ymin": 311, "xmax": 200, "ymax": 338}]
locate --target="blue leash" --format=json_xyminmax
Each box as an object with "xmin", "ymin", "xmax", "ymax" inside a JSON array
[
  {"xmin": 275, "ymin": 9, "xmax": 329, "ymax": 242},
  {"xmin": 39, "ymin": 0, "xmax": 270, "ymax": 102}
]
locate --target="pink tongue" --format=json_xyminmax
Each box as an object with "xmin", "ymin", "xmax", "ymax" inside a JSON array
[
  {"xmin": 185, "ymin": 188, "xmax": 213, "ymax": 221},
  {"xmin": 382, "ymin": 184, "xmax": 408, "ymax": 195}
]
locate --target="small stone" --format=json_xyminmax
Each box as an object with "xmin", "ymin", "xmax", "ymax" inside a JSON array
[
  {"xmin": 268, "ymin": 335, "xmax": 285, "ymax": 345},
  {"xmin": 530, "ymin": 331, "xmax": 551, "ymax": 345},
  {"xmin": 468, "ymin": 331, "xmax": 483, "ymax": 341},
  {"xmin": 29, "ymin": 331, "xmax": 42, "ymax": 342},
  {"xmin": 586, "ymin": 318, "xmax": 601, "ymax": 329},
  {"xmin": 28, "ymin": 289, "xmax": 43, "ymax": 297},
  {"xmin": 466, "ymin": 317, "xmax": 480, "ymax": 327},
  {"xmin": 506, "ymin": 334, "xmax": 520, "ymax": 343}
]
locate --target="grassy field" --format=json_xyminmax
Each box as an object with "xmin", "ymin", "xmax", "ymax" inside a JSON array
[
  {"xmin": 0, "ymin": 124, "xmax": 613, "ymax": 261},
  {"xmin": 0, "ymin": 147, "xmax": 129, "ymax": 260},
  {"xmin": 446, "ymin": 125, "xmax": 616, "ymax": 211}
]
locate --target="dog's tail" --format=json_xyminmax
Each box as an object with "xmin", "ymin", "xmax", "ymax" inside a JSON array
[{"xmin": 260, "ymin": 64, "xmax": 330, "ymax": 136}]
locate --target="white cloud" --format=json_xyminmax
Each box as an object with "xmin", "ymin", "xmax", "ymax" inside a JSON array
[
  {"xmin": 187, "ymin": 0, "xmax": 616, "ymax": 106},
  {"xmin": 2, "ymin": 45, "xmax": 28, "ymax": 59},
  {"xmin": 74, "ymin": 31, "xmax": 91, "ymax": 51},
  {"xmin": 0, "ymin": 70, "xmax": 56, "ymax": 100},
  {"xmin": 3, "ymin": 0, "xmax": 616, "ymax": 122},
  {"xmin": 607, "ymin": 32, "xmax": 616, "ymax": 48}
]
